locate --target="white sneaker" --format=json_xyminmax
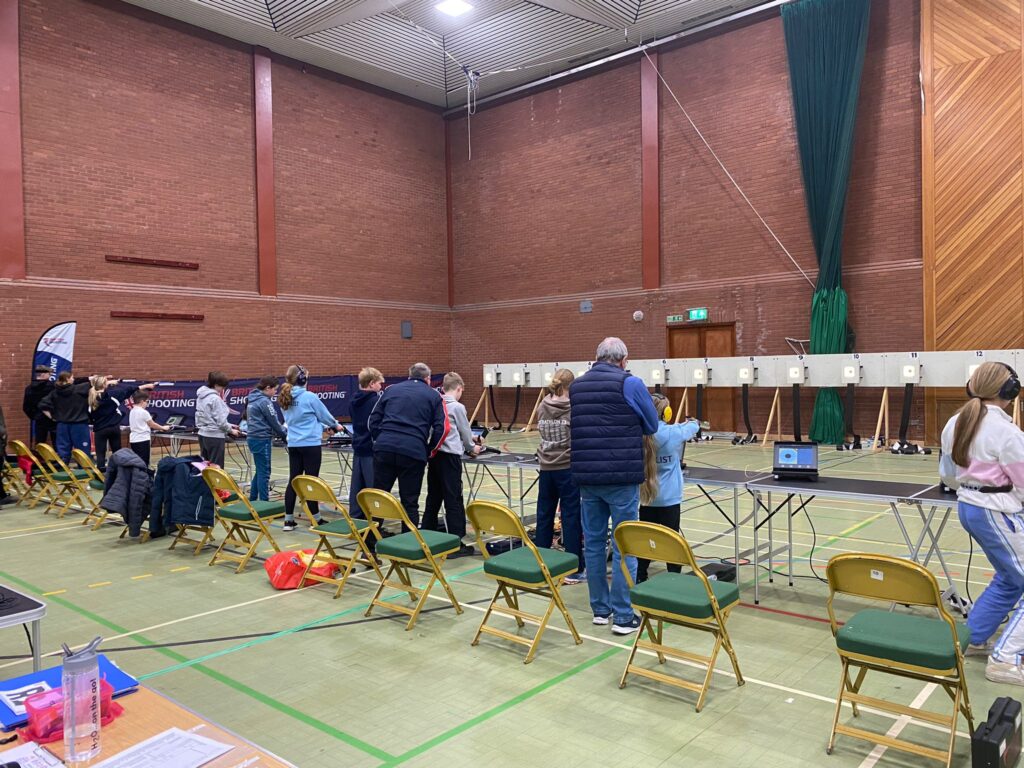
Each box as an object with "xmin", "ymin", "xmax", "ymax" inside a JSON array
[
  {"xmin": 966, "ymin": 640, "xmax": 995, "ymax": 658},
  {"xmin": 985, "ymin": 658, "xmax": 1024, "ymax": 686},
  {"xmin": 592, "ymin": 615, "xmax": 610, "ymax": 626}
]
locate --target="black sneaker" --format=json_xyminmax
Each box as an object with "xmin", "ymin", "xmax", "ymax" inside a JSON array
[
  {"xmin": 0, "ymin": 496, "xmax": 16, "ymax": 507},
  {"xmin": 282, "ymin": 519, "xmax": 298, "ymax": 532},
  {"xmin": 313, "ymin": 517, "xmax": 326, "ymax": 527},
  {"xmin": 448, "ymin": 544, "xmax": 476, "ymax": 559}
]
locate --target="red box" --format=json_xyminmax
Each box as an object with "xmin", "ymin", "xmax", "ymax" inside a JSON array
[{"xmin": 22, "ymin": 679, "xmax": 116, "ymax": 743}]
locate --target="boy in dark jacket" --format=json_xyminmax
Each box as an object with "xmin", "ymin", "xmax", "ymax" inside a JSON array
[
  {"xmin": 246, "ymin": 376, "xmax": 287, "ymax": 502},
  {"xmin": 39, "ymin": 371, "xmax": 92, "ymax": 461},
  {"xmin": 349, "ymin": 367, "xmax": 383, "ymax": 516},
  {"xmin": 23, "ymin": 366, "xmax": 56, "ymax": 446},
  {"xmin": 368, "ymin": 362, "xmax": 447, "ymax": 526},
  {"xmin": 0, "ymin": 403, "xmax": 15, "ymax": 505}
]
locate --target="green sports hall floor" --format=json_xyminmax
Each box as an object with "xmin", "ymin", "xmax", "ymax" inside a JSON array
[{"xmin": 0, "ymin": 435, "xmax": 1007, "ymax": 767}]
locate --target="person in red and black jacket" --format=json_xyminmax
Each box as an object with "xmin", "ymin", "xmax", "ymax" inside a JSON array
[{"xmin": 368, "ymin": 362, "xmax": 447, "ymax": 527}]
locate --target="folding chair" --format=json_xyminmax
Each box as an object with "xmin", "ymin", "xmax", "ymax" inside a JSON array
[
  {"xmin": 2, "ymin": 449, "xmax": 29, "ymax": 502},
  {"xmin": 825, "ymin": 553, "xmax": 973, "ymax": 766},
  {"xmin": 291, "ymin": 475, "xmax": 383, "ymax": 598},
  {"xmin": 8, "ymin": 440, "xmax": 57, "ymax": 509},
  {"xmin": 33, "ymin": 442, "xmax": 95, "ymax": 518},
  {"xmin": 613, "ymin": 521, "xmax": 744, "ymax": 712},
  {"xmin": 358, "ymin": 489, "xmax": 462, "ymax": 630},
  {"xmin": 467, "ymin": 500, "xmax": 581, "ymax": 663},
  {"xmin": 203, "ymin": 467, "xmax": 285, "ymax": 573},
  {"xmin": 71, "ymin": 449, "xmax": 109, "ymax": 529}
]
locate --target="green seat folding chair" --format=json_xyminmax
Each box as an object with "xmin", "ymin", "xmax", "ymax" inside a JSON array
[
  {"xmin": 613, "ymin": 521, "xmax": 744, "ymax": 712},
  {"xmin": 203, "ymin": 467, "xmax": 285, "ymax": 573},
  {"xmin": 291, "ymin": 475, "xmax": 384, "ymax": 598},
  {"xmin": 467, "ymin": 500, "xmax": 582, "ymax": 663},
  {"xmin": 9, "ymin": 440, "xmax": 58, "ymax": 510},
  {"xmin": 71, "ymin": 449, "xmax": 109, "ymax": 529},
  {"xmin": 2, "ymin": 447, "xmax": 30, "ymax": 503},
  {"xmin": 33, "ymin": 442, "xmax": 95, "ymax": 519},
  {"xmin": 825, "ymin": 553, "xmax": 973, "ymax": 767},
  {"xmin": 358, "ymin": 489, "xmax": 462, "ymax": 630}
]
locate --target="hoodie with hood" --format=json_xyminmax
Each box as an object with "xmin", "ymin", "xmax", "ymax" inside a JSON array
[
  {"xmin": 536, "ymin": 395, "xmax": 572, "ymax": 471},
  {"xmin": 39, "ymin": 380, "xmax": 91, "ymax": 424},
  {"xmin": 195, "ymin": 386, "xmax": 232, "ymax": 438},
  {"xmin": 282, "ymin": 386, "xmax": 338, "ymax": 447},
  {"xmin": 23, "ymin": 380, "xmax": 55, "ymax": 424},
  {"xmin": 349, "ymin": 390, "xmax": 380, "ymax": 457},
  {"xmin": 246, "ymin": 388, "xmax": 286, "ymax": 440}
]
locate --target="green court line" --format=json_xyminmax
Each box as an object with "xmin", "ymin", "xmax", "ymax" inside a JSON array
[{"xmin": 379, "ymin": 646, "xmax": 622, "ymax": 767}]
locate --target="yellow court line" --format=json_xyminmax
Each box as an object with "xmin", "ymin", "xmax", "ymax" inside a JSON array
[
  {"xmin": 170, "ymin": 567, "xmax": 191, "ymax": 573},
  {"xmin": 87, "ymin": 581, "xmax": 112, "ymax": 588},
  {"xmin": 131, "ymin": 574, "xmax": 153, "ymax": 580},
  {"xmin": 42, "ymin": 589, "xmax": 66, "ymax": 596}
]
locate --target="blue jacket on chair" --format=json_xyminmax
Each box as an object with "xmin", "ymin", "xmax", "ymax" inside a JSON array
[{"xmin": 569, "ymin": 362, "xmax": 659, "ymax": 487}]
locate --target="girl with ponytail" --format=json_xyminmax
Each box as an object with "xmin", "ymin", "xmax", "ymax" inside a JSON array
[
  {"xmin": 89, "ymin": 376, "xmax": 156, "ymax": 471},
  {"xmin": 635, "ymin": 393, "xmax": 701, "ymax": 583},
  {"xmin": 940, "ymin": 361, "xmax": 1024, "ymax": 685}
]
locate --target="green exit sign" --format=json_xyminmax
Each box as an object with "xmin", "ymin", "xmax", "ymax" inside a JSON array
[
  {"xmin": 688, "ymin": 307, "xmax": 709, "ymax": 322},
  {"xmin": 666, "ymin": 314, "xmax": 684, "ymax": 323}
]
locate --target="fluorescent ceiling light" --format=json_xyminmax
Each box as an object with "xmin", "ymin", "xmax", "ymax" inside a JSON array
[{"xmin": 435, "ymin": 0, "xmax": 472, "ymax": 16}]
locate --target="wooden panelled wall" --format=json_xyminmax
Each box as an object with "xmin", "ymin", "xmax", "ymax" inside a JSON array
[{"xmin": 922, "ymin": 0, "xmax": 1024, "ymax": 440}]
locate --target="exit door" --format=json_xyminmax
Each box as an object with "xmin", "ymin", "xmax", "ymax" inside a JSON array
[{"xmin": 666, "ymin": 324, "xmax": 736, "ymax": 432}]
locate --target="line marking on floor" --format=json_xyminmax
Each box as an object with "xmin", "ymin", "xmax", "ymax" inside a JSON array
[
  {"xmin": 0, "ymin": 521, "xmax": 82, "ymax": 535},
  {"xmin": 131, "ymin": 574, "xmax": 153, "ymax": 580},
  {"xmin": 171, "ymin": 567, "xmax": 191, "ymax": 573},
  {"xmin": 0, "ymin": 524, "xmax": 89, "ymax": 541},
  {"xmin": 88, "ymin": 581, "xmax": 112, "ymax": 588},
  {"xmin": 41, "ymin": 589, "xmax": 66, "ymax": 596},
  {"xmin": 857, "ymin": 683, "xmax": 938, "ymax": 767}
]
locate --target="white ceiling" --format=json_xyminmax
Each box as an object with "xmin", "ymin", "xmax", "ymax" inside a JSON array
[{"xmin": 120, "ymin": 0, "xmax": 765, "ymax": 106}]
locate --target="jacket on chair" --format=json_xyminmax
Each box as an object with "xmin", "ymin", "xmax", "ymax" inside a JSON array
[{"xmin": 101, "ymin": 448, "xmax": 153, "ymax": 536}]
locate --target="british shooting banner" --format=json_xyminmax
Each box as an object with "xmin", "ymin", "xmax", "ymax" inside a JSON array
[{"xmin": 32, "ymin": 321, "xmax": 77, "ymax": 380}]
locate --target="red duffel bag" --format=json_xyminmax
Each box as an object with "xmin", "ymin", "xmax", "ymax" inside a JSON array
[{"xmin": 264, "ymin": 549, "xmax": 338, "ymax": 589}]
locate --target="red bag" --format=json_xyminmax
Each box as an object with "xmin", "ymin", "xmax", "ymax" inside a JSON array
[
  {"xmin": 264, "ymin": 549, "xmax": 339, "ymax": 590},
  {"xmin": 18, "ymin": 456, "xmax": 34, "ymax": 485}
]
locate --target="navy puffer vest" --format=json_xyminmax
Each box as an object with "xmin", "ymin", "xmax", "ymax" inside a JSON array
[{"xmin": 569, "ymin": 362, "xmax": 644, "ymax": 486}]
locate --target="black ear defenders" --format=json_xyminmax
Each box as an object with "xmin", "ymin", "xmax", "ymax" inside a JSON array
[
  {"xmin": 966, "ymin": 362, "xmax": 1021, "ymax": 400},
  {"xmin": 295, "ymin": 365, "xmax": 308, "ymax": 386}
]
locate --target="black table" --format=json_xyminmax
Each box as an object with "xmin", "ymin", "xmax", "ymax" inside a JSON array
[
  {"xmin": 684, "ymin": 467, "xmax": 770, "ymax": 575},
  {"xmin": 463, "ymin": 452, "xmax": 540, "ymax": 521},
  {"xmin": 0, "ymin": 586, "xmax": 45, "ymax": 671}
]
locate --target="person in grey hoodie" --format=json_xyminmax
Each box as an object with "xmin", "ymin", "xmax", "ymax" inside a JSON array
[
  {"xmin": 195, "ymin": 371, "xmax": 240, "ymax": 467},
  {"xmin": 535, "ymin": 368, "xmax": 584, "ymax": 583},
  {"xmin": 422, "ymin": 372, "xmax": 481, "ymax": 558},
  {"xmin": 246, "ymin": 376, "xmax": 287, "ymax": 502}
]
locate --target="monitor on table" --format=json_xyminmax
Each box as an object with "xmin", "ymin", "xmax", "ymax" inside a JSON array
[{"xmin": 773, "ymin": 441, "xmax": 819, "ymax": 481}]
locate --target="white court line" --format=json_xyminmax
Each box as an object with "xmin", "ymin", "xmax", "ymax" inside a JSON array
[
  {"xmin": 347, "ymin": 570, "xmax": 971, "ymax": 742},
  {"xmin": 857, "ymin": 683, "xmax": 938, "ymax": 767},
  {"xmin": 0, "ymin": 523, "xmax": 85, "ymax": 540},
  {"xmin": 0, "ymin": 587, "xmax": 308, "ymax": 672}
]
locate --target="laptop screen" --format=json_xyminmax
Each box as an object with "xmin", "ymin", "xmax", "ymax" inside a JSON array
[
  {"xmin": 775, "ymin": 443, "xmax": 818, "ymax": 471},
  {"xmin": 165, "ymin": 415, "xmax": 183, "ymax": 427}
]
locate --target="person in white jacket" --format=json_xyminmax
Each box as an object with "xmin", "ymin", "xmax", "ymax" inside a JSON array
[
  {"xmin": 940, "ymin": 361, "xmax": 1024, "ymax": 685},
  {"xmin": 195, "ymin": 371, "xmax": 240, "ymax": 467}
]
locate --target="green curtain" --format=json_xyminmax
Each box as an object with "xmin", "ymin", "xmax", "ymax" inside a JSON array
[{"xmin": 782, "ymin": 0, "xmax": 871, "ymax": 444}]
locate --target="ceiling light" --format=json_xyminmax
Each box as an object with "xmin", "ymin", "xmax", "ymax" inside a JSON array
[{"xmin": 435, "ymin": 0, "xmax": 472, "ymax": 16}]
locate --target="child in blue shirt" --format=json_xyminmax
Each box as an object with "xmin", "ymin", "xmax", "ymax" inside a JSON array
[{"xmin": 637, "ymin": 393, "xmax": 701, "ymax": 583}]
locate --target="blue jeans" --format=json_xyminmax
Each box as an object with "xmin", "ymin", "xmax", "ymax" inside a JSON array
[
  {"xmin": 349, "ymin": 454, "xmax": 374, "ymax": 518},
  {"xmin": 56, "ymin": 423, "xmax": 90, "ymax": 462},
  {"xmin": 580, "ymin": 483, "xmax": 639, "ymax": 625},
  {"xmin": 247, "ymin": 438, "xmax": 272, "ymax": 501},
  {"xmin": 959, "ymin": 501, "xmax": 1024, "ymax": 662},
  {"xmin": 536, "ymin": 469, "xmax": 583, "ymax": 577}
]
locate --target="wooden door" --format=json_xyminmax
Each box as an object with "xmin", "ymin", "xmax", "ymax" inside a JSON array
[{"xmin": 665, "ymin": 324, "xmax": 736, "ymax": 432}]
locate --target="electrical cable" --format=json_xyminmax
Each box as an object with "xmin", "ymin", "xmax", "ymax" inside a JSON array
[
  {"xmin": 507, "ymin": 384, "xmax": 522, "ymax": 432},
  {"xmin": 741, "ymin": 383, "xmax": 754, "ymax": 442},
  {"xmin": 792, "ymin": 384, "xmax": 802, "ymax": 442},
  {"xmin": 965, "ymin": 534, "xmax": 974, "ymax": 605},
  {"xmin": 802, "ymin": 501, "xmax": 828, "ymax": 584},
  {"xmin": 487, "ymin": 385, "xmax": 503, "ymax": 431}
]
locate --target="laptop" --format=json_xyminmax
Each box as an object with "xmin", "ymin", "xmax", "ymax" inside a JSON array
[{"xmin": 772, "ymin": 441, "xmax": 819, "ymax": 481}]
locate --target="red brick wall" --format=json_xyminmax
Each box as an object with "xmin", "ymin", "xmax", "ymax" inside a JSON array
[
  {"xmin": 2, "ymin": 0, "xmax": 451, "ymax": 439},
  {"xmin": 450, "ymin": 0, "xmax": 924, "ymax": 441},
  {"xmin": 273, "ymin": 61, "xmax": 447, "ymax": 305}
]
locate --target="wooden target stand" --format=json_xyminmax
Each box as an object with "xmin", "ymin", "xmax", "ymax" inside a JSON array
[{"xmin": 469, "ymin": 387, "xmax": 547, "ymax": 432}]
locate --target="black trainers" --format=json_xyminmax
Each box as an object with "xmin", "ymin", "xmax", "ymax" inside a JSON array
[
  {"xmin": 0, "ymin": 496, "xmax": 16, "ymax": 507},
  {"xmin": 282, "ymin": 519, "xmax": 298, "ymax": 532},
  {"xmin": 313, "ymin": 517, "xmax": 326, "ymax": 527},
  {"xmin": 612, "ymin": 615, "xmax": 643, "ymax": 635},
  {"xmin": 448, "ymin": 544, "xmax": 476, "ymax": 559}
]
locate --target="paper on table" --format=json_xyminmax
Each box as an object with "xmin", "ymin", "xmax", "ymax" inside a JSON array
[
  {"xmin": 91, "ymin": 727, "xmax": 233, "ymax": 768},
  {"xmin": 0, "ymin": 741, "xmax": 63, "ymax": 767}
]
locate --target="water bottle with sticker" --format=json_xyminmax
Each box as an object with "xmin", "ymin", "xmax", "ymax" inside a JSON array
[{"xmin": 62, "ymin": 636, "xmax": 103, "ymax": 763}]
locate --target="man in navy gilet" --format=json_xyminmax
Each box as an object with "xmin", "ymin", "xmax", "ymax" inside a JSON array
[{"xmin": 570, "ymin": 337, "xmax": 659, "ymax": 634}]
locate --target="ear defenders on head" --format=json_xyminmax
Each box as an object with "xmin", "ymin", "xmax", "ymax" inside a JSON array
[
  {"xmin": 966, "ymin": 363, "xmax": 1021, "ymax": 401},
  {"xmin": 663, "ymin": 405, "xmax": 673, "ymax": 423},
  {"xmin": 295, "ymin": 365, "xmax": 308, "ymax": 387}
]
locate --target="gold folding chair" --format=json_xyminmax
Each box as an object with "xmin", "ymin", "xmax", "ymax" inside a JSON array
[
  {"xmin": 33, "ymin": 442, "xmax": 95, "ymax": 518},
  {"xmin": 291, "ymin": 475, "xmax": 383, "ymax": 598},
  {"xmin": 467, "ymin": 500, "xmax": 582, "ymax": 663},
  {"xmin": 71, "ymin": 449, "xmax": 109, "ymax": 529},
  {"xmin": 8, "ymin": 440, "xmax": 57, "ymax": 509},
  {"xmin": 3, "ymin": 448, "xmax": 30, "ymax": 502},
  {"xmin": 358, "ymin": 489, "xmax": 462, "ymax": 630},
  {"xmin": 614, "ymin": 521, "xmax": 744, "ymax": 711},
  {"xmin": 825, "ymin": 553, "xmax": 973, "ymax": 766},
  {"xmin": 203, "ymin": 467, "xmax": 285, "ymax": 573}
]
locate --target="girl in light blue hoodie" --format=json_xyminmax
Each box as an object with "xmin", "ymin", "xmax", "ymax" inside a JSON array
[
  {"xmin": 278, "ymin": 364, "xmax": 341, "ymax": 531},
  {"xmin": 636, "ymin": 393, "xmax": 701, "ymax": 583}
]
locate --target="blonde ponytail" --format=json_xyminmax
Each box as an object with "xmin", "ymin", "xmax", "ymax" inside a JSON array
[
  {"xmin": 952, "ymin": 361, "xmax": 1015, "ymax": 466},
  {"xmin": 640, "ymin": 434, "xmax": 659, "ymax": 505},
  {"xmin": 88, "ymin": 376, "xmax": 107, "ymax": 411},
  {"xmin": 278, "ymin": 365, "xmax": 301, "ymax": 410}
]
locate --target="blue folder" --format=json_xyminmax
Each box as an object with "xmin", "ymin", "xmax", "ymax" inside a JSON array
[{"xmin": 0, "ymin": 654, "xmax": 139, "ymax": 730}]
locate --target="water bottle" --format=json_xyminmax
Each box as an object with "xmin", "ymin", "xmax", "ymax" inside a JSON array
[{"xmin": 62, "ymin": 637, "xmax": 103, "ymax": 763}]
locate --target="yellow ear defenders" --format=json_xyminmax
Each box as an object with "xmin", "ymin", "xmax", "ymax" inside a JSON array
[{"xmin": 663, "ymin": 404, "xmax": 673, "ymax": 423}]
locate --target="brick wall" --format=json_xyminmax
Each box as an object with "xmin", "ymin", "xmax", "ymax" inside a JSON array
[{"xmin": 450, "ymin": 0, "xmax": 924, "ymax": 441}]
